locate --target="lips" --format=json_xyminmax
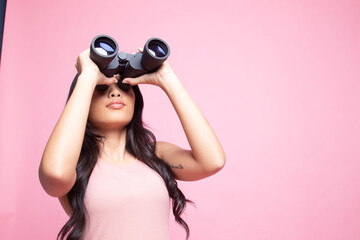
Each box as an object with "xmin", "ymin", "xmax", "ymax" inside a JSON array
[{"xmin": 107, "ymin": 100, "xmax": 125, "ymax": 109}]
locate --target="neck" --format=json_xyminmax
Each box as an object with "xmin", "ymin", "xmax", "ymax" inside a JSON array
[{"xmin": 98, "ymin": 128, "xmax": 132, "ymax": 164}]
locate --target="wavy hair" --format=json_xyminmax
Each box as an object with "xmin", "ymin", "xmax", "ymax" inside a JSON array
[{"xmin": 58, "ymin": 76, "xmax": 193, "ymax": 240}]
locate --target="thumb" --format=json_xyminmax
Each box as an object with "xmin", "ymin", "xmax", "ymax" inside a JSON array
[
  {"xmin": 122, "ymin": 72, "xmax": 155, "ymax": 85},
  {"xmin": 122, "ymin": 77, "xmax": 140, "ymax": 86}
]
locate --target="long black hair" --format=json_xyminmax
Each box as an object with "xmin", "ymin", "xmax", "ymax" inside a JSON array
[{"xmin": 58, "ymin": 76, "xmax": 193, "ymax": 239}]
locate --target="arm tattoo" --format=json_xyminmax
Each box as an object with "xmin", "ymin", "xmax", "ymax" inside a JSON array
[{"xmin": 169, "ymin": 163, "xmax": 184, "ymax": 170}]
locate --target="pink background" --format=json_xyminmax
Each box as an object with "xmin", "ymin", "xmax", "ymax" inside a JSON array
[{"xmin": 1, "ymin": 0, "xmax": 359, "ymax": 239}]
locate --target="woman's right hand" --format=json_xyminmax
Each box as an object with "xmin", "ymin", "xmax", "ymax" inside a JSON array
[{"xmin": 75, "ymin": 48, "xmax": 118, "ymax": 86}]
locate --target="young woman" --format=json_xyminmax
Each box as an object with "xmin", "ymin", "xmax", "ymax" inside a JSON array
[{"xmin": 39, "ymin": 47, "xmax": 226, "ymax": 240}]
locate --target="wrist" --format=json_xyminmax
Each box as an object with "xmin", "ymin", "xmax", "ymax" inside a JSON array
[
  {"xmin": 77, "ymin": 72, "xmax": 98, "ymax": 87},
  {"xmin": 160, "ymin": 72, "xmax": 183, "ymax": 95}
]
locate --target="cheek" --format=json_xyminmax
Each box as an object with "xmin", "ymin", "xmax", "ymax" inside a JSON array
[
  {"xmin": 127, "ymin": 92, "xmax": 136, "ymax": 116},
  {"xmin": 88, "ymin": 101, "xmax": 102, "ymax": 123},
  {"xmin": 128, "ymin": 104, "xmax": 135, "ymax": 119},
  {"xmin": 88, "ymin": 93, "xmax": 103, "ymax": 122}
]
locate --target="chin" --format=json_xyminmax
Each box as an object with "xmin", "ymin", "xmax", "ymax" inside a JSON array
[{"xmin": 90, "ymin": 119, "xmax": 131, "ymax": 131}]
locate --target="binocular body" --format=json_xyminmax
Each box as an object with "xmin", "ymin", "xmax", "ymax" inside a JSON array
[{"xmin": 90, "ymin": 35, "xmax": 170, "ymax": 81}]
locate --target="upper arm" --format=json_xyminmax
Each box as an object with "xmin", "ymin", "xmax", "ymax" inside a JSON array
[
  {"xmin": 58, "ymin": 195, "xmax": 72, "ymax": 216},
  {"xmin": 155, "ymin": 141, "xmax": 224, "ymax": 181}
]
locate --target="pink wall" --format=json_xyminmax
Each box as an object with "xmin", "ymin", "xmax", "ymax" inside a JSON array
[{"xmin": 1, "ymin": 0, "xmax": 359, "ymax": 239}]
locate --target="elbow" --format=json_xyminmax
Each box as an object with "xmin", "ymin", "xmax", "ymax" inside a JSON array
[
  {"xmin": 38, "ymin": 164, "xmax": 75, "ymax": 198},
  {"xmin": 209, "ymin": 153, "xmax": 226, "ymax": 173},
  {"xmin": 215, "ymin": 155, "xmax": 226, "ymax": 172},
  {"xmin": 216, "ymin": 150, "xmax": 226, "ymax": 169}
]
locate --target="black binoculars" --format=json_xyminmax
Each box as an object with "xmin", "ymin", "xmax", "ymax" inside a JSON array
[{"xmin": 89, "ymin": 34, "xmax": 170, "ymax": 90}]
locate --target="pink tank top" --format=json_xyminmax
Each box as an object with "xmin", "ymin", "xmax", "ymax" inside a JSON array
[{"xmin": 83, "ymin": 158, "xmax": 171, "ymax": 240}]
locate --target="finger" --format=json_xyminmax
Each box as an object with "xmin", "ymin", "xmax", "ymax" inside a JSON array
[
  {"xmin": 98, "ymin": 73, "xmax": 118, "ymax": 85},
  {"xmin": 101, "ymin": 78, "xmax": 118, "ymax": 86},
  {"xmin": 122, "ymin": 77, "xmax": 140, "ymax": 86},
  {"xmin": 138, "ymin": 47, "xmax": 144, "ymax": 53},
  {"xmin": 122, "ymin": 73, "xmax": 154, "ymax": 86},
  {"xmin": 114, "ymin": 74, "xmax": 120, "ymax": 81},
  {"xmin": 110, "ymin": 77, "xmax": 118, "ymax": 84}
]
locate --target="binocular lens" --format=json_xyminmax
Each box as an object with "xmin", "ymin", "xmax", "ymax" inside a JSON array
[
  {"xmin": 148, "ymin": 43, "xmax": 166, "ymax": 57},
  {"xmin": 95, "ymin": 41, "xmax": 115, "ymax": 56}
]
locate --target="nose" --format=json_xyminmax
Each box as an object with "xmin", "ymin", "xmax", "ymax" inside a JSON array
[{"xmin": 108, "ymin": 84, "xmax": 121, "ymax": 98}]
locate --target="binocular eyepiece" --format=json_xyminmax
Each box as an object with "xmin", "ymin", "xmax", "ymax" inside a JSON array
[{"xmin": 89, "ymin": 35, "xmax": 170, "ymax": 90}]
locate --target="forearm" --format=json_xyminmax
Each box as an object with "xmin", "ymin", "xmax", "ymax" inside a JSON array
[
  {"xmin": 161, "ymin": 73, "xmax": 226, "ymax": 169},
  {"xmin": 39, "ymin": 74, "xmax": 97, "ymax": 196}
]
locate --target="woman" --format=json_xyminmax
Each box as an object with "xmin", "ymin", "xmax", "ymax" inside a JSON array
[{"xmin": 39, "ymin": 47, "xmax": 226, "ymax": 240}]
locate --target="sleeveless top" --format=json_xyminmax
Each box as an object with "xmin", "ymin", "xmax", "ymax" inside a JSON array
[{"xmin": 82, "ymin": 158, "xmax": 171, "ymax": 240}]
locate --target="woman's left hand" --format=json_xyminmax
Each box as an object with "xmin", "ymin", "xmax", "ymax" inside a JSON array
[{"xmin": 121, "ymin": 48, "xmax": 178, "ymax": 90}]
